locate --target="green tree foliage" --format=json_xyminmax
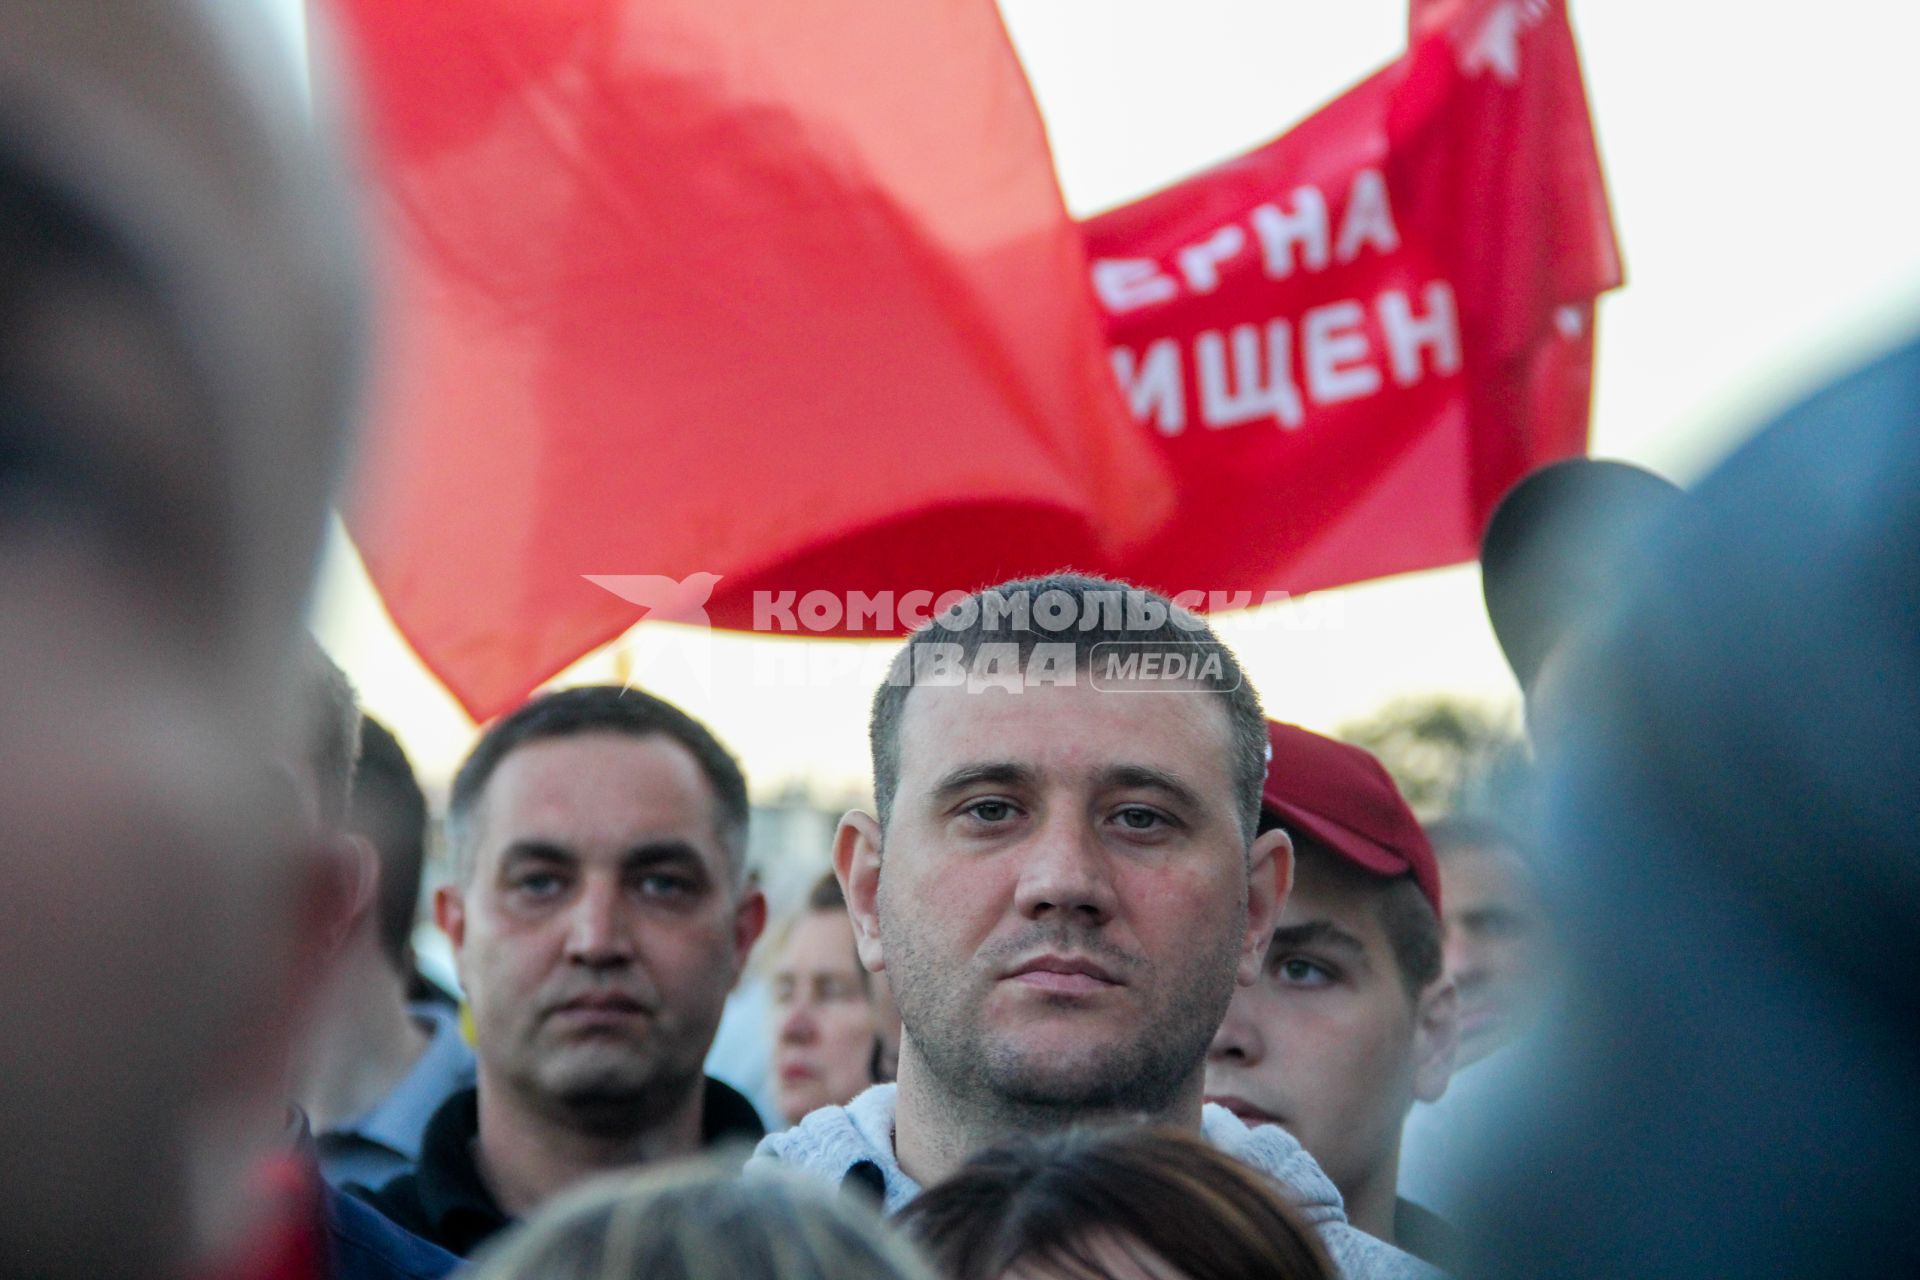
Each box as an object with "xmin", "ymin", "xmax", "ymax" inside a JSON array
[{"xmin": 1337, "ymin": 696, "xmax": 1531, "ymax": 824}]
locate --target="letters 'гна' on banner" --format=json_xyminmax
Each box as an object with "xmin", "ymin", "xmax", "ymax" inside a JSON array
[{"xmin": 1091, "ymin": 0, "xmax": 1620, "ymax": 598}]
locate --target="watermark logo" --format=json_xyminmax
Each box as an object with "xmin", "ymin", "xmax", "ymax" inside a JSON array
[
  {"xmin": 582, "ymin": 574, "xmax": 1338, "ymax": 693},
  {"xmin": 1087, "ymin": 642, "xmax": 1239, "ymax": 691},
  {"xmin": 581, "ymin": 572, "xmax": 723, "ymax": 626}
]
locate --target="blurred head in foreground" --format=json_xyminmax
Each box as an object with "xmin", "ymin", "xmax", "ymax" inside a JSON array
[
  {"xmin": 771, "ymin": 871, "xmax": 892, "ymax": 1124},
  {"xmin": 897, "ymin": 1126, "xmax": 1335, "ymax": 1280},
  {"xmin": 1470, "ymin": 335, "xmax": 1920, "ymax": 1276},
  {"xmin": 468, "ymin": 1166, "xmax": 939, "ymax": 1280},
  {"xmin": 1479, "ymin": 458, "xmax": 1680, "ymax": 742},
  {"xmin": 0, "ymin": 0, "xmax": 364, "ymax": 1275}
]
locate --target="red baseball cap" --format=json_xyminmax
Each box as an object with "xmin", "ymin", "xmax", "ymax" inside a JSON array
[{"xmin": 1261, "ymin": 720, "xmax": 1441, "ymax": 915}]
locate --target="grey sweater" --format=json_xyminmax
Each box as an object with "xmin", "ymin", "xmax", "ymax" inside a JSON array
[{"xmin": 749, "ymin": 1084, "xmax": 1444, "ymax": 1280}]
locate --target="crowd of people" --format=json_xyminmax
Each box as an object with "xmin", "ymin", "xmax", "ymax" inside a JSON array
[{"xmin": 5, "ymin": 2, "xmax": 1917, "ymax": 1279}]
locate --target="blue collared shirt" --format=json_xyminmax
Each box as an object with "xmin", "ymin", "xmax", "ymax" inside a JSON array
[{"xmin": 318, "ymin": 1002, "xmax": 476, "ymax": 1192}]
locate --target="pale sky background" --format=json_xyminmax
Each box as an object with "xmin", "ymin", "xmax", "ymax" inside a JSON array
[{"xmin": 279, "ymin": 0, "xmax": 1920, "ymax": 798}]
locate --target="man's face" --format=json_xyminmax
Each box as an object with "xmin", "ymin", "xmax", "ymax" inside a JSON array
[
  {"xmin": 848, "ymin": 677, "xmax": 1284, "ymax": 1116},
  {"xmin": 439, "ymin": 733, "xmax": 764, "ymax": 1122},
  {"xmin": 1205, "ymin": 857, "xmax": 1452, "ymax": 1200},
  {"xmin": 770, "ymin": 909, "xmax": 876, "ymax": 1124},
  {"xmin": 1442, "ymin": 844, "xmax": 1547, "ymax": 1064}
]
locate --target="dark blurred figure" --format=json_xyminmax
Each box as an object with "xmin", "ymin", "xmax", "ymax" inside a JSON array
[
  {"xmin": 222, "ymin": 645, "xmax": 455, "ymax": 1280},
  {"xmin": 466, "ymin": 1166, "xmax": 939, "ymax": 1280},
  {"xmin": 770, "ymin": 872, "xmax": 898, "ymax": 1126},
  {"xmin": 0, "ymin": 2, "xmax": 364, "ymax": 1277},
  {"xmin": 1468, "ymin": 332, "xmax": 1920, "ymax": 1278},
  {"xmin": 898, "ymin": 1126, "xmax": 1336, "ymax": 1280},
  {"xmin": 303, "ymin": 718, "xmax": 476, "ymax": 1190},
  {"xmin": 1480, "ymin": 457, "xmax": 1681, "ymax": 741}
]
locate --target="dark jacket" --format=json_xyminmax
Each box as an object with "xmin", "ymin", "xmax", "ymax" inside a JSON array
[
  {"xmin": 355, "ymin": 1080, "xmax": 765, "ymax": 1256},
  {"xmin": 324, "ymin": 1186, "xmax": 460, "ymax": 1280}
]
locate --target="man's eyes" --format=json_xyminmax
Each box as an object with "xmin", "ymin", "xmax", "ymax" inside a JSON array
[
  {"xmin": 1111, "ymin": 804, "xmax": 1174, "ymax": 833},
  {"xmin": 509, "ymin": 870, "xmax": 567, "ymax": 897},
  {"xmin": 960, "ymin": 798, "xmax": 1021, "ymax": 823},
  {"xmin": 1272, "ymin": 955, "xmax": 1335, "ymax": 986},
  {"xmin": 636, "ymin": 872, "xmax": 698, "ymax": 897}
]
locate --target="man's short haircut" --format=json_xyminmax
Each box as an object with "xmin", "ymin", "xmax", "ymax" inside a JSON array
[
  {"xmin": 868, "ymin": 572, "xmax": 1268, "ymax": 840},
  {"xmin": 300, "ymin": 639, "xmax": 362, "ymax": 832},
  {"xmin": 349, "ymin": 716, "xmax": 429, "ymax": 975},
  {"xmin": 447, "ymin": 685, "xmax": 750, "ymax": 886},
  {"xmin": 1263, "ymin": 813, "xmax": 1444, "ymax": 1000}
]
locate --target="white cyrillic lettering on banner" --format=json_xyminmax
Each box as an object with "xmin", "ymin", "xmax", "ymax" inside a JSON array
[
  {"xmin": 1304, "ymin": 301, "xmax": 1382, "ymax": 405},
  {"xmin": 1335, "ymin": 168, "xmax": 1401, "ymax": 263},
  {"xmin": 1196, "ymin": 322, "xmax": 1305, "ymax": 430},
  {"xmin": 1110, "ymin": 341, "xmax": 1186, "ymax": 435},
  {"xmin": 1250, "ymin": 187, "xmax": 1330, "ymax": 280},
  {"xmin": 1378, "ymin": 281, "xmax": 1463, "ymax": 386},
  {"xmin": 1092, "ymin": 258, "xmax": 1179, "ymax": 313},
  {"xmin": 1176, "ymin": 225, "xmax": 1247, "ymax": 294}
]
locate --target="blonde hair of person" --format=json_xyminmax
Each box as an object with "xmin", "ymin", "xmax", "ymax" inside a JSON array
[{"xmin": 467, "ymin": 1163, "xmax": 939, "ymax": 1280}]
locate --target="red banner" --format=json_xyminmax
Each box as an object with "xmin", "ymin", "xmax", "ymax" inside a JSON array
[
  {"xmin": 332, "ymin": 0, "xmax": 1163, "ymax": 719},
  {"xmin": 334, "ymin": 0, "xmax": 1616, "ymax": 721},
  {"xmin": 1091, "ymin": 0, "xmax": 1618, "ymax": 595}
]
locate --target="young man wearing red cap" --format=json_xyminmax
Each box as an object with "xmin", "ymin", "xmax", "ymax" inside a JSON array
[{"xmin": 1207, "ymin": 721, "xmax": 1459, "ymax": 1267}]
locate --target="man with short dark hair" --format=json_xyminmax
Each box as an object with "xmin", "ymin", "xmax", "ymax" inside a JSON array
[
  {"xmin": 1206, "ymin": 721, "xmax": 1458, "ymax": 1267},
  {"xmin": 303, "ymin": 718, "xmax": 477, "ymax": 1191},
  {"xmin": 753, "ymin": 574, "xmax": 1437, "ymax": 1278},
  {"xmin": 360, "ymin": 686, "xmax": 767, "ymax": 1255}
]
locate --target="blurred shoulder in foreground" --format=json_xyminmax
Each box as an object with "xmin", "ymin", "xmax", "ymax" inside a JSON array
[{"xmin": 1467, "ymin": 331, "xmax": 1920, "ymax": 1278}]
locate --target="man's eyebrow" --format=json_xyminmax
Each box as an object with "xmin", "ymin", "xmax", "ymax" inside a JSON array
[
  {"xmin": 1095, "ymin": 763, "xmax": 1203, "ymax": 812},
  {"xmin": 499, "ymin": 839, "xmax": 575, "ymax": 865},
  {"xmin": 929, "ymin": 762, "xmax": 1039, "ymax": 799},
  {"xmin": 1268, "ymin": 920, "xmax": 1369, "ymax": 962},
  {"xmin": 619, "ymin": 841, "xmax": 709, "ymax": 873}
]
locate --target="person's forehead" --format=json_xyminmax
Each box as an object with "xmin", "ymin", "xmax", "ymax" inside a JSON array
[
  {"xmin": 1441, "ymin": 845, "xmax": 1533, "ymax": 910},
  {"xmin": 478, "ymin": 732, "xmax": 719, "ymax": 845},
  {"xmin": 895, "ymin": 678, "xmax": 1237, "ymax": 791},
  {"xmin": 778, "ymin": 911, "xmax": 860, "ymax": 970},
  {"xmin": 1275, "ymin": 865, "xmax": 1394, "ymax": 949}
]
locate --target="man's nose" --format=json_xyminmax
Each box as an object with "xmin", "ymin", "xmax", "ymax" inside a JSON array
[
  {"xmin": 1445, "ymin": 934, "xmax": 1482, "ymax": 987},
  {"xmin": 564, "ymin": 877, "xmax": 635, "ymax": 968},
  {"xmin": 1208, "ymin": 997, "xmax": 1265, "ymax": 1067},
  {"xmin": 1012, "ymin": 816, "xmax": 1117, "ymax": 927}
]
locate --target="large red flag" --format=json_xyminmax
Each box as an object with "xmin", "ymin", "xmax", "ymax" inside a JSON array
[
  {"xmin": 1092, "ymin": 0, "xmax": 1619, "ymax": 599},
  {"xmin": 333, "ymin": 0, "xmax": 1167, "ymax": 719},
  {"xmin": 336, "ymin": 0, "xmax": 1616, "ymax": 719}
]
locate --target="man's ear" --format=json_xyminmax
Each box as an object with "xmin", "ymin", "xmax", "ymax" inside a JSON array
[
  {"xmin": 835, "ymin": 810, "xmax": 886, "ymax": 975},
  {"xmin": 298, "ymin": 831, "xmax": 377, "ymax": 965},
  {"xmin": 434, "ymin": 881, "xmax": 467, "ymax": 956},
  {"xmin": 1412, "ymin": 975, "xmax": 1460, "ymax": 1103},
  {"xmin": 1238, "ymin": 827, "xmax": 1293, "ymax": 986},
  {"xmin": 730, "ymin": 880, "xmax": 768, "ymax": 984}
]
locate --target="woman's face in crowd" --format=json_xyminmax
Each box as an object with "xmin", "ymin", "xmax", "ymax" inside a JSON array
[{"xmin": 771, "ymin": 908, "xmax": 876, "ymax": 1123}]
